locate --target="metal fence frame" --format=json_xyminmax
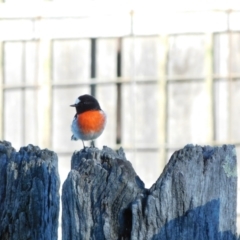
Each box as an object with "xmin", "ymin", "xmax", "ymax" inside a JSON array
[{"xmin": 0, "ymin": 2, "xmax": 240, "ymax": 230}]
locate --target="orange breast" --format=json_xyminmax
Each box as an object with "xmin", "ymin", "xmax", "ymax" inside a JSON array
[{"xmin": 77, "ymin": 110, "xmax": 105, "ymax": 134}]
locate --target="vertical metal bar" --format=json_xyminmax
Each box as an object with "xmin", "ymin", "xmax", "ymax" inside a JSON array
[
  {"xmin": 158, "ymin": 35, "xmax": 168, "ymax": 171},
  {"xmin": 90, "ymin": 38, "xmax": 97, "ymax": 146},
  {"xmin": 130, "ymin": 10, "xmax": 134, "ymax": 36},
  {"xmin": 0, "ymin": 41, "xmax": 3, "ymax": 140},
  {"xmin": 22, "ymin": 41, "xmax": 26, "ymax": 145},
  {"xmin": 116, "ymin": 38, "xmax": 122, "ymax": 144},
  {"xmin": 227, "ymin": 10, "xmax": 232, "ymax": 141},
  {"xmin": 205, "ymin": 33, "xmax": 214, "ymax": 143},
  {"xmin": 37, "ymin": 39, "xmax": 52, "ymax": 148},
  {"xmin": 91, "ymin": 38, "xmax": 96, "ymax": 96}
]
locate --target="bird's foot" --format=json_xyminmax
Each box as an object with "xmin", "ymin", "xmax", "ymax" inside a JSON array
[
  {"xmin": 81, "ymin": 140, "xmax": 87, "ymax": 151},
  {"xmin": 81, "ymin": 146, "xmax": 87, "ymax": 152},
  {"xmin": 90, "ymin": 141, "xmax": 95, "ymax": 148}
]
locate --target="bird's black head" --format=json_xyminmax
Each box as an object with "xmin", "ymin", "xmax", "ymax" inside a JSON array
[{"xmin": 70, "ymin": 94, "xmax": 101, "ymax": 114}]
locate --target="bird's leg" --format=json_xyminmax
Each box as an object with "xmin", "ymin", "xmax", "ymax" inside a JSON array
[
  {"xmin": 82, "ymin": 140, "xmax": 86, "ymax": 150},
  {"xmin": 91, "ymin": 141, "xmax": 95, "ymax": 148}
]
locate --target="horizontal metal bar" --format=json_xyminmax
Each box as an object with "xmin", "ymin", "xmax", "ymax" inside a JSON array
[
  {"xmin": 2, "ymin": 32, "xmax": 240, "ymax": 43},
  {"xmin": 55, "ymin": 140, "xmax": 240, "ymax": 156},
  {"xmin": 213, "ymin": 74, "xmax": 240, "ymax": 79},
  {"xmin": 2, "ymin": 74, "xmax": 240, "ymax": 90},
  {"xmin": 51, "ymin": 75, "xmax": 240, "ymax": 84},
  {"xmin": 2, "ymin": 84, "xmax": 40, "ymax": 90},
  {"xmin": 0, "ymin": 77, "xmax": 227, "ymax": 89},
  {"xmin": 0, "ymin": 3, "xmax": 239, "ymax": 20},
  {"xmin": 49, "ymin": 76, "xmax": 240, "ymax": 86},
  {"xmin": 0, "ymin": 1, "xmax": 240, "ymax": 19},
  {"xmin": 1, "ymin": 29, "xmax": 240, "ymax": 42}
]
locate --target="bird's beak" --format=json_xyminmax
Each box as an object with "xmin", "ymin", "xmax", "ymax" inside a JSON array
[{"xmin": 70, "ymin": 104, "xmax": 76, "ymax": 107}]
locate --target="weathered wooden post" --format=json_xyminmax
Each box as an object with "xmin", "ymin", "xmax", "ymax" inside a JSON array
[
  {"xmin": 0, "ymin": 141, "xmax": 60, "ymax": 240},
  {"xmin": 62, "ymin": 144, "xmax": 238, "ymax": 240}
]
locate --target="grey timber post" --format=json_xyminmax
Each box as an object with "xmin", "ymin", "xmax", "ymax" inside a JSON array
[
  {"xmin": 0, "ymin": 141, "xmax": 60, "ymax": 240},
  {"xmin": 62, "ymin": 145, "xmax": 238, "ymax": 240}
]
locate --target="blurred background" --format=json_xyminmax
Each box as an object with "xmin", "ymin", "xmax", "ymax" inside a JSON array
[{"xmin": 0, "ymin": 0, "xmax": 240, "ymax": 235}]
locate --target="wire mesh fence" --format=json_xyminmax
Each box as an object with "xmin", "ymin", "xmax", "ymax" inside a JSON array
[{"xmin": 0, "ymin": 1, "xmax": 240, "ymax": 234}]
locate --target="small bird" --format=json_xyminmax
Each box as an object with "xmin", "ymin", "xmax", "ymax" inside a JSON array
[{"xmin": 70, "ymin": 94, "xmax": 106, "ymax": 148}]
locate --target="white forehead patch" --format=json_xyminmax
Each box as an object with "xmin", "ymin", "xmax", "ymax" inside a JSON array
[{"xmin": 75, "ymin": 98, "xmax": 80, "ymax": 105}]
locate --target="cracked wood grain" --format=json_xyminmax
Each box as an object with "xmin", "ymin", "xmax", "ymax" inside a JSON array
[
  {"xmin": 0, "ymin": 141, "xmax": 60, "ymax": 240},
  {"xmin": 62, "ymin": 144, "xmax": 238, "ymax": 240}
]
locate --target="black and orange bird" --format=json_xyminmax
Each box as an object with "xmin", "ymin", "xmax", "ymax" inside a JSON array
[{"xmin": 70, "ymin": 94, "xmax": 106, "ymax": 148}]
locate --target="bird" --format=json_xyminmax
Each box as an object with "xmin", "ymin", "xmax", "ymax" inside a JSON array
[{"xmin": 70, "ymin": 94, "xmax": 106, "ymax": 148}]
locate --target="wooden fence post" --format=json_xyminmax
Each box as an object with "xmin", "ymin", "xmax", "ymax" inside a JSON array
[
  {"xmin": 0, "ymin": 141, "xmax": 60, "ymax": 240},
  {"xmin": 62, "ymin": 144, "xmax": 238, "ymax": 240}
]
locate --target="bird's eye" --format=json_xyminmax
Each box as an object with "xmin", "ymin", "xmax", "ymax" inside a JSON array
[{"xmin": 75, "ymin": 98, "xmax": 80, "ymax": 105}]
